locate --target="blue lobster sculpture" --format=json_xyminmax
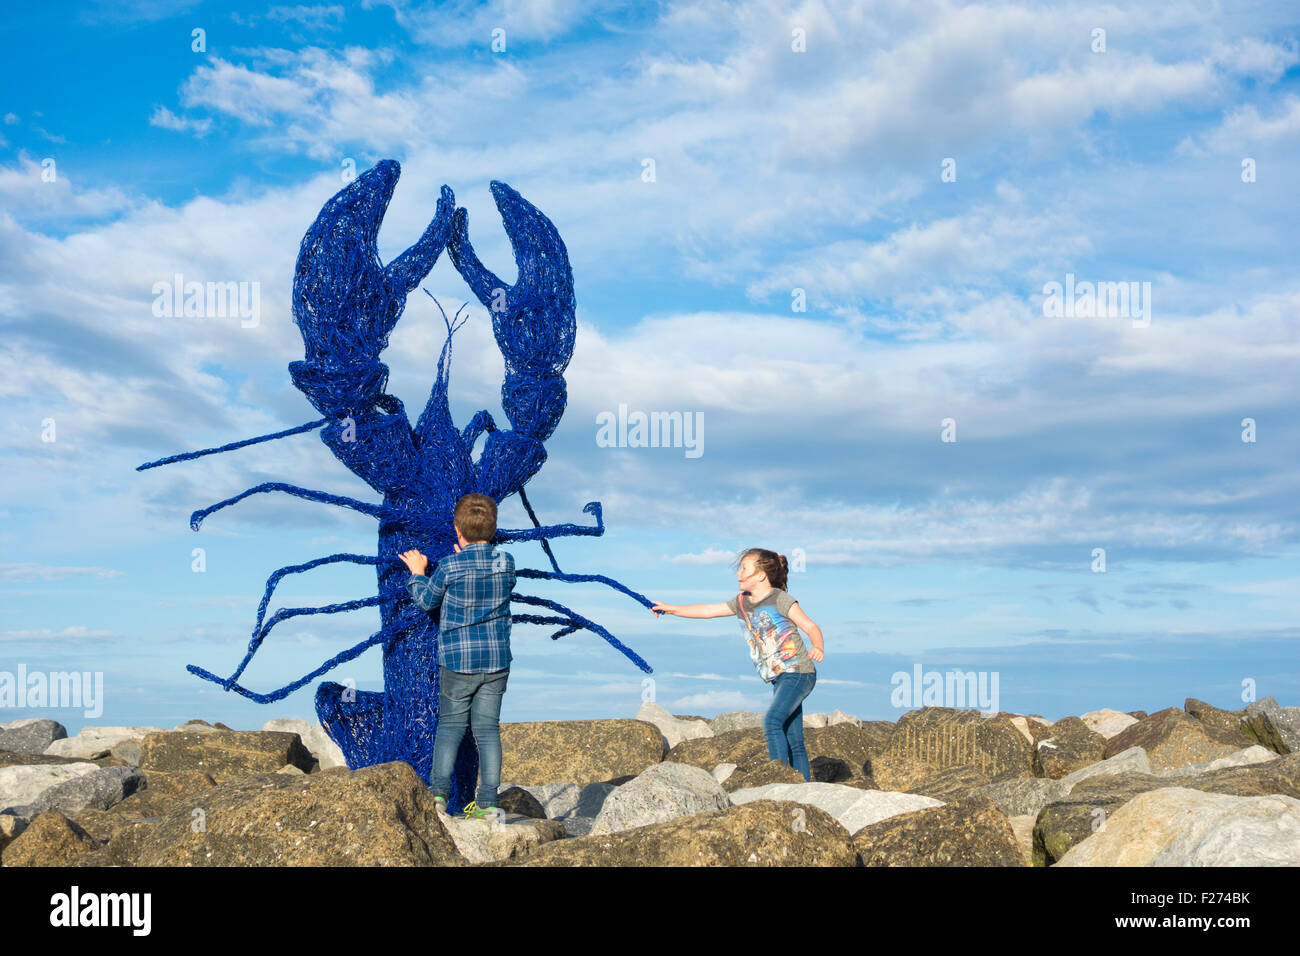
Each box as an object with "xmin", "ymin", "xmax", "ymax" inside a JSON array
[{"xmin": 139, "ymin": 160, "xmax": 654, "ymax": 813}]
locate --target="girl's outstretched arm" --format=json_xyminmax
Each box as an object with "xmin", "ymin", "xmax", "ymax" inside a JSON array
[{"xmin": 651, "ymin": 600, "xmax": 733, "ymax": 619}]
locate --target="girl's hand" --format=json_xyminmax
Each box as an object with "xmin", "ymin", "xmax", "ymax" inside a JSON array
[
  {"xmin": 809, "ymin": 646, "xmax": 825, "ymax": 663},
  {"xmin": 399, "ymin": 549, "xmax": 429, "ymax": 575},
  {"xmin": 651, "ymin": 601, "xmax": 675, "ymax": 616}
]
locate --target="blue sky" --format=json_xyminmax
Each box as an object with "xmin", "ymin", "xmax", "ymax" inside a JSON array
[{"xmin": 1, "ymin": 0, "xmax": 1297, "ymax": 737}]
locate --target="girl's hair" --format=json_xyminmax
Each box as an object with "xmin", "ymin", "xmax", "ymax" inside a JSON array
[{"xmin": 734, "ymin": 548, "xmax": 789, "ymax": 592}]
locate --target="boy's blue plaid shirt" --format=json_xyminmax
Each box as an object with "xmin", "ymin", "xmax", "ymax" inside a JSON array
[{"xmin": 406, "ymin": 541, "xmax": 516, "ymax": 672}]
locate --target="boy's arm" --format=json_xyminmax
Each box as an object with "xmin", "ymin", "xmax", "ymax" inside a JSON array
[
  {"xmin": 407, "ymin": 560, "xmax": 449, "ymax": 612},
  {"xmin": 499, "ymin": 550, "xmax": 516, "ymax": 616}
]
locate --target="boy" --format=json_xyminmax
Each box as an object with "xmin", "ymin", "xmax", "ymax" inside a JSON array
[{"xmin": 398, "ymin": 492, "xmax": 516, "ymax": 820}]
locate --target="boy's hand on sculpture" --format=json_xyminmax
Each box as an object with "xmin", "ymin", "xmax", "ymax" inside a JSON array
[{"xmin": 399, "ymin": 549, "xmax": 429, "ymax": 575}]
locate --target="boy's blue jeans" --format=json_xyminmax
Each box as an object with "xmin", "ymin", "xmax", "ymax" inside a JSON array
[
  {"xmin": 763, "ymin": 670, "xmax": 817, "ymax": 781},
  {"xmin": 428, "ymin": 665, "xmax": 509, "ymax": 808}
]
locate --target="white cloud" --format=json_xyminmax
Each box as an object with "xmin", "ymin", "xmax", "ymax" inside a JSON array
[
  {"xmin": 0, "ymin": 154, "xmax": 139, "ymax": 221},
  {"xmin": 0, "ymin": 564, "xmax": 125, "ymax": 581},
  {"xmin": 0, "ymin": 626, "xmax": 121, "ymax": 641},
  {"xmin": 266, "ymin": 4, "xmax": 346, "ymax": 29},
  {"xmin": 370, "ymin": 0, "xmax": 617, "ymax": 47},
  {"xmin": 149, "ymin": 105, "xmax": 213, "ymax": 136},
  {"xmin": 665, "ymin": 547, "xmax": 740, "ymax": 565},
  {"xmin": 668, "ymin": 688, "xmax": 763, "ymax": 711},
  {"xmin": 1194, "ymin": 95, "xmax": 1300, "ymax": 153}
]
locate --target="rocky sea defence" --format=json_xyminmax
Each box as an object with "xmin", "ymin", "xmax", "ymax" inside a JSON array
[{"xmin": 1, "ymin": 696, "xmax": 1296, "ymax": 867}]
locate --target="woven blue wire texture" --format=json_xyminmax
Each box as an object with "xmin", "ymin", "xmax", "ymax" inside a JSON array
[{"xmin": 137, "ymin": 160, "xmax": 655, "ymax": 814}]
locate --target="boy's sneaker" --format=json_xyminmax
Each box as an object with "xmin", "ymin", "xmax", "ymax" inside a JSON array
[
  {"xmin": 431, "ymin": 795, "xmax": 448, "ymax": 814},
  {"xmin": 461, "ymin": 801, "xmax": 502, "ymax": 821}
]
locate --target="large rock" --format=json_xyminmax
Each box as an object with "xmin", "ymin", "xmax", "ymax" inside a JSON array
[
  {"xmin": 1059, "ymin": 746, "xmax": 1152, "ymax": 786},
  {"xmin": 1157, "ymin": 745, "xmax": 1278, "ymax": 778},
  {"xmin": 711, "ymin": 763, "xmax": 737, "ymax": 784},
  {"xmin": 1008, "ymin": 716, "xmax": 1052, "ymax": 746},
  {"xmin": 1, "ymin": 810, "xmax": 99, "ymax": 866},
  {"xmin": 1189, "ymin": 752, "xmax": 1300, "ymax": 799},
  {"xmin": 0, "ymin": 719, "xmax": 67, "ymax": 755},
  {"xmin": 0, "ymin": 812, "xmax": 27, "ymax": 856},
  {"xmin": 865, "ymin": 753, "xmax": 945, "ymax": 791},
  {"xmin": 722, "ymin": 758, "xmax": 806, "ymax": 792},
  {"xmin": 110, "ymin": 739, "xmax": 143, "ymax": 766},
  {"xmin": 854, "ymin": 795, "xmax": 1025, "ymax": 866},
  {"xmin": 1036, "ymin": 752, "xmax": 1300, "ymax": 865},
  {"xmin": 436, "ymin": 808, "xmax": 565, "ymax": 863},
  {"xmin": 590, "ymin": 762, "xmax": 731, "ymax": 835},
  {"xmin": 0, "ymin": 762, "xmax": 100, "ymax": 813},
  {"xmin": 504, "ymin": 779, "xmax": 618, "ymax": 832},
  {"xmin": 1184, "ymin": 698, "xmax": 1251, "ymax": 738},
  {"xmin": 666, "ymin": 727, "xmax": 769, "ymax": 774},
  {"xmin": 138, "ymin": 729, "xmax": 316, "ymax": 780},
  {"xmin": 870, "ymin": 708, "xmax": 1034, "ymax": 790},
  {"xmin": 971, "ymin": 777, "xmax": 1070, "ymax": 818},
  {"xmin": 1079, "ymin": 708, "xmax": 1138, "ymax": 739},
  {"xmin": 907, "ymin": 764, "xmax": 994, "ymax": 801},
  {"xmin": 17, "ymin": 766, "xmax": 144, "ymax": 820},
  {"xmin": 103, "ymin": 769, "xmax": 218, "ymax": 819},
  {"xmin": 809, "ymin": 756, "xmax": 879, "ymax": 788},
  {"xmin": 634, "ymin": 702, "xmax": 712, "ymax": 750},
  {"xmin": 262, "ymin": 718, "xmax": 347, "ymax": 769},
  {"xmin": 1007, "ymin": 814, "xmax": 1036, "ymax": 866},
  {"xmin": 1240, "ymin": 698, "xmax": 1300, "ymax": 755},
  {"xmin": 73, "ymin": 761, "xmax": 465, "ymax": 866},
  {"xmin": 497, "ymin": 786, "xmax": 546, "ymax": 819},
  {"xmin": 500, "ymin": 719, "xmax": 665, "ymax": 787},
  {"xmin": 505, "ymin": 800, "xmax": 858, "ymax": 866},
  {"xmin": 44, "ymin": 726, "xmax": 167, "ymax": 759},
  {"xmin": 670, "ymin": 721, "xmax": 888, "ymax": 791},
  {"xmin": 803, "ymin": 713, "xmax": 829, "ymax": 728},
  {"xmin": 511, "ymin": 781, "xmax": 581, "ymax": 820},
  {"xmin": 1031, "ymin": 716, "xmax": 1107, "ymax": 779},
  {"xmin": 1034, "ymin": 772, "xmax": 1170, "ymax": 866},
  {"xmin": 1103, "ymin": 707, "xmax": 1253, "ymax": 771},
  {"xmin": 1056, "ymin": 788, "xmax": 1300, "ymax": 866},
  {"xmin": 805, "ymin": 722, "xmax": 892, "ymax": 777},
  {"xmin": 729, "ymin": 781, "xmax": 943, "ymax": 834},
  {"xmin": 0, "ymin": 750, "xmax": 94, "ymax": 769},
  {"xmin": 709, "ymin": 711, "xmax": 764, "ymax": 734},
  {"xmin": 829, "ymin": 710, "xmax": 863, "ymax": 728},
  {"xmin": 174, "ymin": 719, "xmax": 228, "ymax": 733}
]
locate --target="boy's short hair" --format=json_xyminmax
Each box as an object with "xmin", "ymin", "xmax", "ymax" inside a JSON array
[{"xmin": 454, "ymin": 493, "xmax": 498, "ymax": 543}]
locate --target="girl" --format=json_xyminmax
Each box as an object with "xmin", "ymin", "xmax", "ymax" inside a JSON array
[{"xmin": 652, "ymin": 549, "xmax": 825, "ymax": 780}]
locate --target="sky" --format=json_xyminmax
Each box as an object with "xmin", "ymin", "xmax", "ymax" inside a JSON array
[{"xmin": 0, "ymin": 0, "xmax": 1297, "ymax": 737}]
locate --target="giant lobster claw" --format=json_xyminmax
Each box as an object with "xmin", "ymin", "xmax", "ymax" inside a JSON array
[
  {"xmin": 291, "ymin": 160, "xmax": 456, "ymax": 384},
  {"xmin": 448, "ymin": 181, "xmax": 575, "ymax": 442}
]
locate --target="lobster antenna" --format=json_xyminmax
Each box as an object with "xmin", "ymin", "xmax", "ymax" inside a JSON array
[{"xmin": 136, "ymin": 418, "xmax": 329, "ymax": 471}]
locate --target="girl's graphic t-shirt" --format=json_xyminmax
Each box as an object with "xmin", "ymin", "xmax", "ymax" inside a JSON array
[{"xmin": 725, "ymin": 588, "xmax": 816, "ymax": 683}]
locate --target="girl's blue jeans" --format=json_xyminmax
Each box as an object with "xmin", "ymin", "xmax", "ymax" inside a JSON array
[
  {"xmin": 428, "ymin": 665, "xmax": 509, "ymax": 808},
  {"xmin": 763, "ymin": 670, "xmax": 817, "ymax": 780}
]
